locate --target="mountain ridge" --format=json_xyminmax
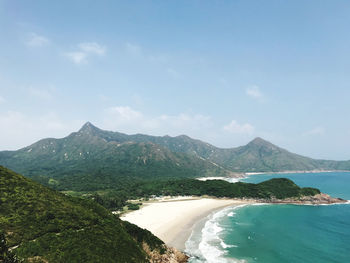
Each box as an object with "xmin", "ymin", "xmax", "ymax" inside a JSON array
[{"xmin": 0, "ymin": 122, "xmax": 349, "ymax": 186}]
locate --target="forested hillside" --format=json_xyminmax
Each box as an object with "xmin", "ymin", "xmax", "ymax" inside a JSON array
[
  {"xmin": 0, "ymin": 166, "xmax": 186, "ymax": 263},
  {"xmin": 0, "ymin": 123, "xmax": 349, "ymax": 194}
]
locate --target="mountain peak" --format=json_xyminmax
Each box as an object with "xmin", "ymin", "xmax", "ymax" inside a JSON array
[
  {"xmin": 247, "ymin": 137, "xmax": 277, "ymax": 148},
  {"xmin": 250, "ymin": 137, "xmax": 269, "ymax": 144},
  {"xmin": 78, "ymin": 122, "xmax": 100, "ymax": 134}
]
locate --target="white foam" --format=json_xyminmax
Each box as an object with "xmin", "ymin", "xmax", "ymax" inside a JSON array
[
  {"xmin": 188, "ymin": 205, "xmax": 248, "ymax": 263},
  {"xmin": 250, "ymin": 203, "xmax": 269, "ymax": 206},
  {"xmin": 225, "ymin": 178, "xmax": 240, "ymax": 183},
  {"xmin": 220, "ymin": 240, "xmax": 238, "ymax": 249},
  {"xmin": 302, "ymin": 201, "xmax": 350, "ymax": 206},
  {"xmin": 227, "ymin": 212, "xmax": 235, "ymax": 217}
]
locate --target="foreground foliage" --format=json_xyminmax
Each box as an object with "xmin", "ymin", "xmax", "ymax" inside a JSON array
[
  {"xmin": 0, "ymin": 166, "xmax": 166, "ymax": 263},
  {"xmin": 0, "ymin": 232, "xmax": 23, "ymax": 263}
]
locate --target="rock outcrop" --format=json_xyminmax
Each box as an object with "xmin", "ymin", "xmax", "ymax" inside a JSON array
[
  {"xmin": 143, "ymin": 243, "xmax": 189, "ymax": 263},
  {"xmin": 264, "ymin": 193, "xmax": 347, "ymax": 205}
]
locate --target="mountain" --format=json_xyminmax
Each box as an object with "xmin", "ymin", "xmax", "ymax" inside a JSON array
[
  {"xmin": 0, "ymin": 122, "xmax": 349, "ymax": 188},
  {"xmin": 209, "ymin": 137, "xmax": 350, "ymax": 172},
  {"xmin": 205, "ymin": 137, "xmax": 325, "ymax": 172},
  {"xmin": 102, "ymin": 130, "xmax": 350, "ymax": 172},
  {"xmin": 77, "ymin": 124, "xmax": 350, "ymax": 172},
  {"xmin": 0, "ymin": 122, "xmax": 231, "ymax": 185},
  {"xmin": 114, "ymin": 133, "xmax": 350, "ymax": 172},
  {"xmin": 0, "ymin": 166, "xmax": 187, "ymax": 262}
]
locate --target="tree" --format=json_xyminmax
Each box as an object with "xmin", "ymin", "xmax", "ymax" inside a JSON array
[{"xmin": 0, "ymin": 232, "xmax": 23, "ymax": 263}]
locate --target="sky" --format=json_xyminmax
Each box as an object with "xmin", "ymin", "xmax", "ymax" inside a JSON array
[{"xmin": 1, "ymin": 0, "xmax": 350, "ymax": 160}]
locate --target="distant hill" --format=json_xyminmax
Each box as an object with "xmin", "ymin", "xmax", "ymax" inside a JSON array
[
  {"xmin": 0, "ymin": 166, "xmax": 187, "ymax": 262},
  {"xmin": 0, "ymin": 122, "xmax": 231, "ymax": 183},
  {"xmin": 111, "ymin": 131, "xmax": 350, "ymax": 172},
  {"xmin": 0, "ymin": 122, "xmax": 349, "ymax": 188}
]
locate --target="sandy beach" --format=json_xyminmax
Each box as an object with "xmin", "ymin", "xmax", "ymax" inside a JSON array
[{"xmin": 120, "ymin": 197, "xmax": 253, "ymax": 250}]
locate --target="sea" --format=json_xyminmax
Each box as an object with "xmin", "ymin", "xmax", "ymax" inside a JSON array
[{"xmin": 185, "ymin": 172, "xmax": 350, "ymax": 263}]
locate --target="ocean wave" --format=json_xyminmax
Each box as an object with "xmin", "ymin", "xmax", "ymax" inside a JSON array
[
  {"xmin": 226, "ymin": 178, "xmax": 240, "ymax": 183},
  {"xmin": 250, "ymin": 203, "xmax": 269, "ymax": 206},
  {"xmin": 227, "ymin": 212, "xmax": 235, "ymax": 217},
  {"xmin": 220, "ymin": 240, "xmax": 238, "ymax": 249},
  {"xmin": 186, "ymin": 205, "xmax": 248, "ymax": 263}
]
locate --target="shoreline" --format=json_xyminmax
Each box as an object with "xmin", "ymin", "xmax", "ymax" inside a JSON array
[
  {"xmin": 196, "ymin": 170, "xmax": 348, "ymax": 183},
  {"xmin": 244, "ymin": 169, "xmax": 348, "ymax": 176},
  {"xmin": 120, "ymin": 194, "xmax": 347, "ymax": 252},
  {"xmin": 120, "ymin": 197, "xmax": 254, "ymax": 251}
]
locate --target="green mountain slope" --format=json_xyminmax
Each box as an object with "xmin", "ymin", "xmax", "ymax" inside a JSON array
[
  {"xmin": 0, "ymin": 123, "xmax": 230, "ymax": 183},
  {"xmin": 0, "ymin": 166, "xmax": 183, "ymax": 263},
  {"xmin": 77, "ymin": 123, "xmax": 350, "ymax": 172},
  {"xmin": 101, "ymin": 128, "xmax": 350, "ymax": 172},
  {"xmin": 121, "ymin": 133, "xmax": 350, "ymax": 172},
  {"xmin": 207, "ymin": 137, "xmax": 322, "ymax": 172},
  {"xmin": 0, "ymin": 122, "xmax": 349, "ymax": 188}
]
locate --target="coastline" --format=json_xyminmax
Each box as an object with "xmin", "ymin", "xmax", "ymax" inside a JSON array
[
  {"xmin": 196, "ymin": 170, "xmax": 347, "ymax": 183},
  {"xmin": 244, "ymin": 169, "xmax": 346, "ymax": 176},
  {"xmin": 120, "ymin": 172, "xmax": 349, "ymax": 262},
  {"xmin": 120, "ymin": 197, "xmax": 254, "ymax": 251},
  {"xmin": 120, "ymin": 193, "xmax": 347, "ymax": 252},
  {"xmin": 120, "ymin": 194, "xmax": 346, "ymax": 251}
]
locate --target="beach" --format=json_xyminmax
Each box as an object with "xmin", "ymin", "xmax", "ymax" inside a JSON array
[{"xmin": 120, "ymin": 197, "xmax": 253, "ymax": 250}]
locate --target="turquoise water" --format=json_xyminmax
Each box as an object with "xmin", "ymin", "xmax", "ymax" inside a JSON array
[{"xmin": 186, "ymin": 172, "xmax": 350, "ymax": 263}]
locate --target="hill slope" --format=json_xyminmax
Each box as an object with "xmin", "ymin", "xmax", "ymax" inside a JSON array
[
  {"xmin": 207, "ymin": 137, "xmax": 323, "ymax": 172},
  {"xmin": 114, "ymin": 133, "xmax": 350, "ymax": 172},
  {"xmin": 0, "ymin": 166, "xmax": 186, "ymax": 262},
  {"xmin": 0, "ymin": 122, "xmax": 349, "ymax": 188},
  {"xmin": 0, "ymin": 123, "xmax": 230, "ymax": 184}
]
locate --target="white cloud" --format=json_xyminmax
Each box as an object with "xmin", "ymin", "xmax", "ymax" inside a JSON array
[
  {"xmin": 246, "ymin": 85, "xmax": 263, "ymax": 99},
  {"xmin": 102, "ymin": 106, "xmax": 212, "ymax": 136},
  {"xmin": 303, "ymin": 127, "xmax": 325, "ymax": 136},
  {"xmin": 26, "ymin": 33, "xmax": 50, "ymax": 47},
  {"xmin": 29, "ymin": 87, "xmax": 54, "ymax": 101},
  {"xmin": 107, "ymin": 106, "xmax": 143, "ymax": 122},
  {"xmin": 223, "ymin": 120, "xmax": 255, "ymax": 134},
  {"xmin": 0, "ymin": 111, "xmax": 80, "ymax": 150},
  {"xmin": 125, "ymin": 42, "xmax": 142, "ymax": 56},
  {"xmin": 65, "ymin": 42, "xmax": 106, "ymax": 64},
  {"xmin": 156, "ymin": 113, "xmax": 211, "ymax": 132},
  {"xmin": 65, "ymin": 52, "xmax": 88, "ymax": 64},
  {"xmin": 78, "ymin": 42, "xmax": 106, "ymax": 56}
]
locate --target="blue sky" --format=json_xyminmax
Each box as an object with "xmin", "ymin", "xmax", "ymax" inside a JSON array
[{"xmin": 1, "ymin": 0, "xmax": 350, "ymax": 160}]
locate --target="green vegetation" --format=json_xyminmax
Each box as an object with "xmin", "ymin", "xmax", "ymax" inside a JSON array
[
  {"xmin": 58, "ymin": 177, "xmax": 321, "ymax": 211},
  {"xmin": 0, "ymin": 123, "xmax": 228, "ymax": 186},
  {"xmin": 0, "ymin": 163, "xmax": 321, "ymax": 262},
  {"xmin": 0, "ymin": 166, "xmax": 168, "ymax": 263},
  {"xmin": 126, "ymin": 202, "xmax": 142, "ymax": 210},
  {"xmin": 1, "ymin": 122, "xmax": 348, "ymax": 194},
  {"xmin": 123, "ymin": 221, "xmax": 165, "ymax": 254},
  {"xmin": 0, "ymin": 124, "xmax": 327, "ymax": 262},
  {"xmin": 130, "ymin": 177, "xmax": 320, "ymax": 200},
  {"xmin": 1, "ymin": 232, "xmax": 23, "ymax": 263}
]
